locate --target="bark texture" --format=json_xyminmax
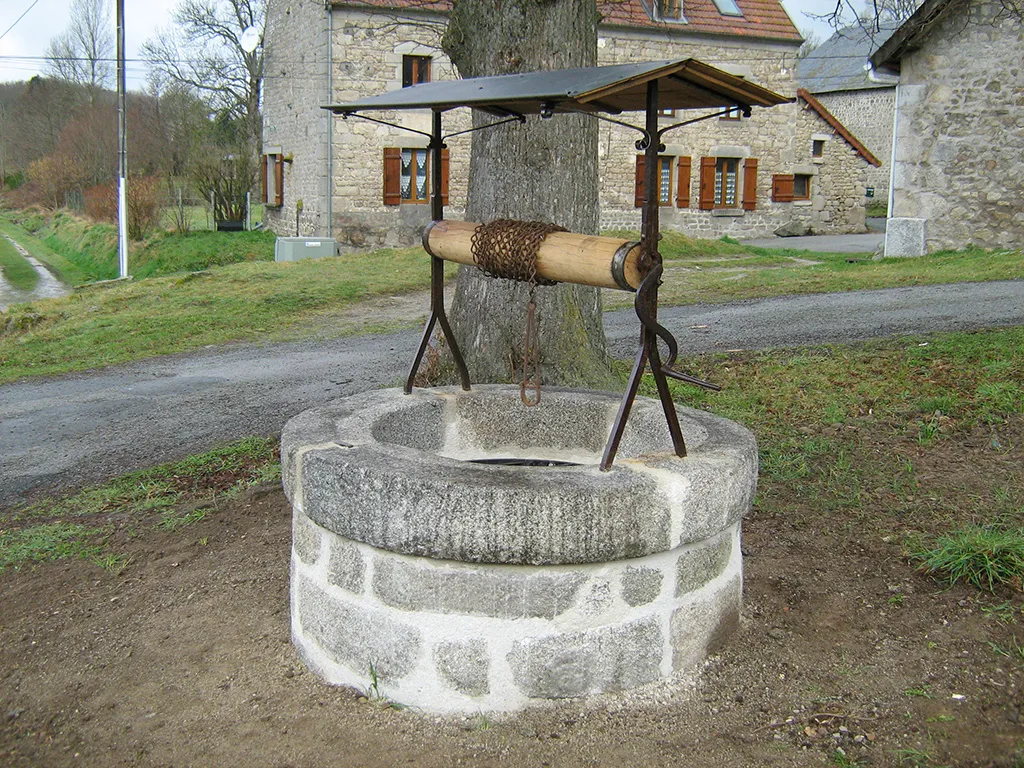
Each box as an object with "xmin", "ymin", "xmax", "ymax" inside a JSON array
[{"xmin": 441, "ymin": 0, "xmax": 613, "ymax": 388}]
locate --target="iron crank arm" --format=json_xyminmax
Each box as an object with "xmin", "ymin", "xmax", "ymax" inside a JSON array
[{"xmin": 635, "ymin": 266, "xmax": 720, "ymax": 392}]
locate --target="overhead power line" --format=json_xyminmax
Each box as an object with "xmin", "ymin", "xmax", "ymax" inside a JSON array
[{"xmin": 0, "ymin": 0, "xmax": 41, "ymax": 44}]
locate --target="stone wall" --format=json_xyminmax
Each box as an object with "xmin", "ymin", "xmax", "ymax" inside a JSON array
[
  {"xmin": 262, "ymin": 0, "xmax": 331, "ymax": 237},
  {"xmin": 283, "ymin": 386, "xmax": 758, "ymax": 713},
  {"xmin": 887, "ymin": 0, "xmax": 1024, "ymax": 253},
  {"xmin": 785, "ymin": 100, "xmax": 868, "ymax": 234},
  {"xmin": 327, "ymin": 8, "xmax": 472, "ymax": 250},
  {"xmin": 816, "ymin": 87, "xmax": 894, "ymax": 203},
  {"xmin": 263, "ymin": 7, "xmax": 874, "ymax": 245},
  {"xmin": 594, "ymin": 27, "xmax": 868, "ymax": 237}
]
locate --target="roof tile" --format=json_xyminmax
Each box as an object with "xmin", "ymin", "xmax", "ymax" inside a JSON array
[{"xmin": 332, "ymin": 0, "xmax": 802, "ymax": 42}]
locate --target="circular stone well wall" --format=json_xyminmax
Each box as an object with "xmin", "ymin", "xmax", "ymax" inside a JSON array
[{"xmin": 282, "ymin": 386, "xmax": 758, "ymax": 714}]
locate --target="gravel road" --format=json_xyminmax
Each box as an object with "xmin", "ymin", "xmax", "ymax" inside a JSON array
[{"xmin": 2, "ymin": 280, "xmax": 1022, "ymax": 510}]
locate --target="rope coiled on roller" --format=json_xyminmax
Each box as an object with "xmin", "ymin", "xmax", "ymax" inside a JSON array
[{"xmin": 470, "ymin": 219, "xmax": 565, "ymax": 286}]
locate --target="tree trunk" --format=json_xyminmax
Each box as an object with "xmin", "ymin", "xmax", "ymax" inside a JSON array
[{"xmin": 441, "ymin": 0, "xmax": 614, "ymax": 388}]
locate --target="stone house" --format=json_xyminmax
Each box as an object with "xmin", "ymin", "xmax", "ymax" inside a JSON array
[
  {"xmin": 262, "ymin": 0, "xmax": 880, "ymax": 246},
  {"xmin": 797, "ymin": 21, "xmax": 900, "ymax": 203},
  {"xmin": 871, "ymin": 0, "xmax": 1024, "ymax": 255}
]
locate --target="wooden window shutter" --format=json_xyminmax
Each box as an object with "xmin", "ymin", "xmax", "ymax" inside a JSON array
[
  {"xmin": 676, "ymin": 156, "xmax": 691, "ymax": 208},
  {"xmin": 260, "ymin": 156, "xmax": 268, "ymax": 204},
  {"xmin": 772, "ymin": 174, "xmax": 794, "ymax": 203},
  {"xmin": 634, "ymin": 155, "xmax": 645, "ymax": 208},
  {"xmin": 742, "ymin": 157, "xmax": 757, "ymax": 211},
  {"xmin": 698, "ymin": 157, "xmax": 716, "ymax": 210},
  {"xmin": 383, "ymin": 147, "xmax": 401, "ymax": 206},
  {"xmin": 440, "ymin": 148, "xmax": 450, "ymax": 205},
  {"xmin": 274, "ymin": 156, "xmax": 284, "ymax": 207}
]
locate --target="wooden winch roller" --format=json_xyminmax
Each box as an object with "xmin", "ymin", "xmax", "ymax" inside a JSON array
[{"xmin": 422, "ymin": 220, "xmax": 645, "ymax": 292}]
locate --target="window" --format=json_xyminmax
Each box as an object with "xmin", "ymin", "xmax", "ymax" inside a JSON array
[
  {"xmin": 658, "ymin": 0, "xmax": 684, "ymax": 20},
  {"xmin": 383, "ymin": 147, "xmax": 449, "ymax": 206},
  {"xmin": 812, "ymin": 139, "xmax": 825, "ymax": 158},
  {"xmin": 261, "ymin": 151, "xmax": 283, "ymax": 207},
  {"xmin": 402, "ymin": 55, "xmax": 431, "ymax": 87},
  {"xmin": 401, "ymin": 149, "xmax": 430, "ymax": 202},
  {"xmin": 658, "ymin": 108, "xmax": 674, "ymax": 117},
  {"xmin": 634, "ymin": 155, "xmax": 692, "ymax": 208},
  {"xmin": 793, "ymin": 174, "xmax": 812, "ymax": 200},
  {"xmin": 711, "ymin": 0, "xmax": 743, "ymax": 16},
  {"xmin": 700, "ymin": 156, "xmax": 757, "ymax": 211},
  {"xmin": 720, "ymin": 105, "xmax": 743, "ymax": 121},
  {"xmin": 714, "ymin": 158, "xmax": 740, "ymax": 207}
]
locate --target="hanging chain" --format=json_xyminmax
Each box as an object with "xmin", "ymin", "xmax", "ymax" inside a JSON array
[
  {"xmin": 470, "ymin": 219, "xmax": 566, "ymax": 408},
  {"xmin": 521, "ymin": 283, "xmax": 542, "ymax": 406}
]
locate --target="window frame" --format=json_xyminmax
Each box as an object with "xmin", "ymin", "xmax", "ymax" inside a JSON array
[
  {"xmin": 400, "ymin": 148, "xmax": 430, "ymax": 204},
  {"xmin": 710, "ymin": 0, "xmax": 743, "ymax": 16},
  {"xmin": 714, "ymin": 157, "xmax": 741, "ymax": 208},
  {"xmin": 812, "ymin": 139, "xmax": 825, "ymax": 158},
  {"xmin": 402, "ymin": 55, "xmax": 431, "ymax": 88},
  {"xmin": 793, "ymin": 173, "xmax": 812, "ymax": 201},
  {"xmin": 657, "ymin": 0, "xmax": 685, "ymax": 21},
  {"xmin": 261, "ymin": 151, "xmax": 283, "ymax": 208},
  {"xmin": 719, "ymin": 105, "xmax": 743, "ymax": 122}
]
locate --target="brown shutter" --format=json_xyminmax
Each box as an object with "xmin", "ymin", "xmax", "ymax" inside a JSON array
[
  {"xmin": 675, "ymin": 156, "xmax": 691, "ymax": 208},
  {"xmin": 634, "ymin": 155, "xmax": 645, "ymax": 208},
  {"xmin": 383, "ymin": 148, "xmax": 401, "ymax": 206},
  {"xmin": 274, "ymin": 156, "xmax": 284, "ymax": 207},
  {"xmin": 742, "ymin": 157, "xmax": 757, "ymax": 211},
  {"xmin": 698, "ymin": 156, "xmax": 716, "ymax": 210},
  {"xmin": 440, "ymin": 148, "xmax": 450, "ymax": 205},
  {"xmin": 260, "ymin": 155, "xmax": 268, "ymax": 204},
  {"xmin": 772, "ymin": 174, "xmax": 794, "ymax": 203}
]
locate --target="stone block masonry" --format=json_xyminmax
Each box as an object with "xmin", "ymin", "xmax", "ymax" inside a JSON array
[
  {"xmin": 284, "ymin": 387, "xmax": 758, "ymax": 714},
  {"xmin": 292, "ymin": 516, "xmax": 743, "ymax": 711}
]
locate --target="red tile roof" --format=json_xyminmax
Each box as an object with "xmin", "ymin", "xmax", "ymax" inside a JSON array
[
  {"xmin": 332, "ymin": 0, "xmax": 802, "ymax": 42},
  {"xmin": 600, "ymin": 0, "xmax": 801, "ymax": 41}
]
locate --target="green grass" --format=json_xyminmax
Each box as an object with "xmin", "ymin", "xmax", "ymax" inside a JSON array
[
  {"xmin": 0, "ymin": 234, "xmax": 39, "ymax": 291},
  {"xmin": 2, "ymin": 209, "xmax": 1022, "ymax": 385},
  {"xmin": 0, "ymin": 522, "xmax": 101, "ymax": 572},
  {"xmin": 0, "ymin": 246, "xmax": 434, "ymax": 383},
  {"xmin": 130, "ymin": 229, "xmax": 276, "ymax": 278},
  {"xmin": 600, "ymin": 229, "xmax": 1022, "ymax": 309},
  {"xmin": 652, "ymin": 245, "xmax": 1023, "ymax": 307},
  {"xmin": 0, "ymin": 213, "xmax": 93, "ymax": 285},
  {"xmin": 1, "ymin": 437, "xmax": 281, "ymax": 572},
  {"xmin": 909, "ymin": 526, "xmax": 1024, "ymax": 592}
]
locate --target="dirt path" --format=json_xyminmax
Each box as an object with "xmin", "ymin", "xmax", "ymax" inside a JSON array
[
  {"xmin": 0, "ymin": 234, "xmax": 70, "ymax": 312},
  {"xmin": 2, "ymin": 418, "xmax": 1022, "ymax": 768}
]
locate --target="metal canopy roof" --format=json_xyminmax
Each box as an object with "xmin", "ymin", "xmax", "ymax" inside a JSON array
[{"xmin": 325, "ymin": 58, "xmax": 790, "ymax": 117}]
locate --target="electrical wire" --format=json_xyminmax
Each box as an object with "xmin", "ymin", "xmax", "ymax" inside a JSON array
[{"xmin": 0, "ymin": 0, "xmax": 42, "ymax": 44}]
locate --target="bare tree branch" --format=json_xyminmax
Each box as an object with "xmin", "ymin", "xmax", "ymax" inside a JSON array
[
  {"xmin": 44, "ymin": 0, "xmax": 114, "ymax": 104},
  {"xmin": 142, "ymin": 0, "xmax": 264, "ymax": 145}
]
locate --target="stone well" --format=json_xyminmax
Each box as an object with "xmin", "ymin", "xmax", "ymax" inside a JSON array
[{"xmin": 282, "ymin": 386, "xmax": 758, "ymax": 714}]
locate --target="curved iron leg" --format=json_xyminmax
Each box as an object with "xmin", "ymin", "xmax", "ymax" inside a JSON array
[{"xmin": 405, "ymin": 255, "xmax": 471, "ymax": 394}]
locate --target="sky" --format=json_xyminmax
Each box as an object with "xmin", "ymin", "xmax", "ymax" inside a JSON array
[{"xmin": 0, "ymin": 0, "xmax": 839, "ymax": 89}]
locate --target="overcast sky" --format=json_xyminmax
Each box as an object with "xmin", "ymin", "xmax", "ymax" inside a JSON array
[{"xmin": 0, "ymin": 0, "xmax": 838, "ymax": 89}]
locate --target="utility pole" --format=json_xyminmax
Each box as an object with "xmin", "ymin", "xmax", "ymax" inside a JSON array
[{"xmin": 116, "ymin": 0, "xmax": 128, "ymax": 278}]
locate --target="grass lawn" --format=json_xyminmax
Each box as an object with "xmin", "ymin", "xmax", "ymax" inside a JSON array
[
  {"xmin": 604, "ymin": 231, "xmax": 1023, "ymax": 308},
  {"xmin": 0, "ymin": 235, "xmax": 39, "ymax": 291},
  {"xmin": 0, "ymin": 246, "xmax": 436, "ymax": 383},
  {"xmin": 1, "ymin": 210, "xmax": 1021, "ymax": 384}
]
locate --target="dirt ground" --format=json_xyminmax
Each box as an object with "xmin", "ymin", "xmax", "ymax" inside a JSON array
[{"xmin": 2, "ymin": 428, "xmax": 1023, "ymax": 768}]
